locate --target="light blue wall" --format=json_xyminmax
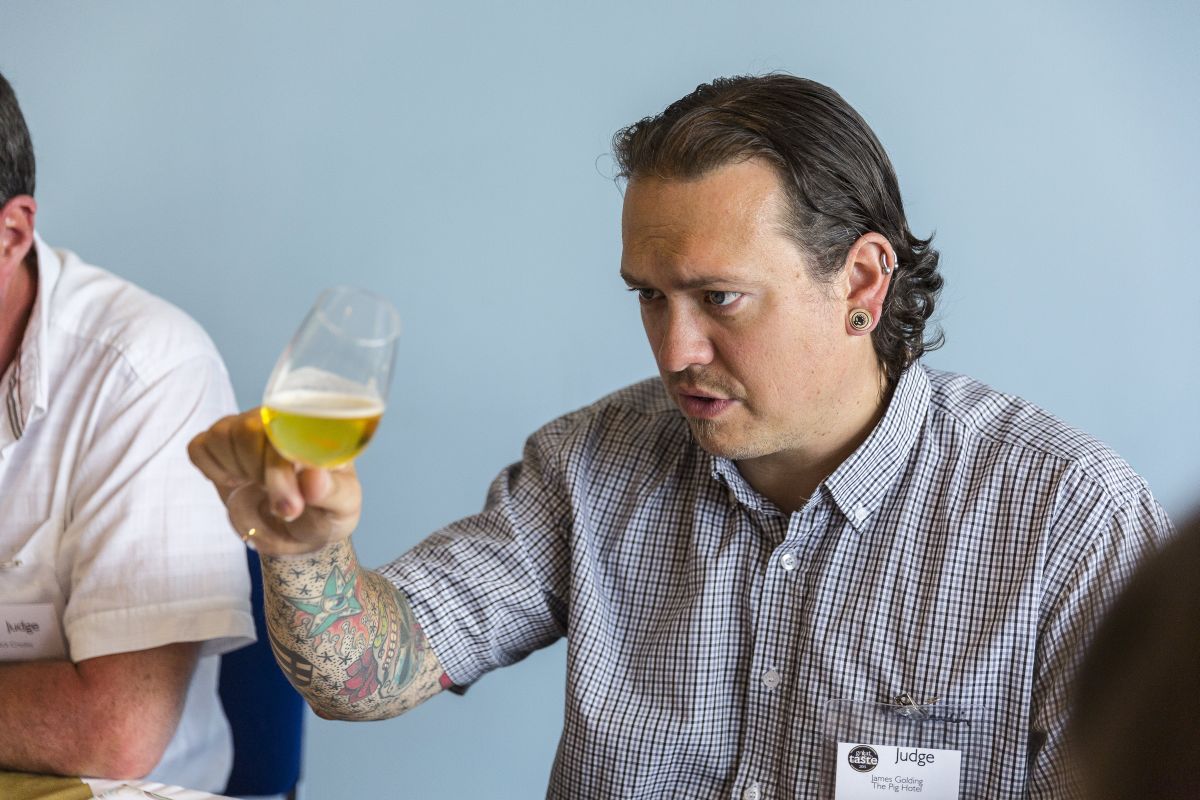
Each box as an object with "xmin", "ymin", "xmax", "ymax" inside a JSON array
[{"xmin": 3, "ymin": 1, "xmax": 1198, "ymax": 797}]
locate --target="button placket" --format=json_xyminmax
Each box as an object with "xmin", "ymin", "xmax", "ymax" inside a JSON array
[
  {"xmin": 732, "ymin": 510, "xmax": 792, "ymax": 800},
  {"xmin": 776, "ymin": 510, "xmax": 809, "ymax": 577},
  {"xmin": 779, "ymin": 500, "xmax": 835, "ymax": 578}
]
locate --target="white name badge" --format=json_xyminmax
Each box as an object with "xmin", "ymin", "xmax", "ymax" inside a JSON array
[
  {"xmin": 0, "ymin": 603, "xmax": 66, "ymax": 661},
  {"xmin": 834, "ymin": 741, "xmax": 961, "ymax": 798}
]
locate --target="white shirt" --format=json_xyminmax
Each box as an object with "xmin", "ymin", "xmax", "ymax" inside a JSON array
[{"xmin": 0, "ymin": 235, "xmax": 255, "ymax": 792}]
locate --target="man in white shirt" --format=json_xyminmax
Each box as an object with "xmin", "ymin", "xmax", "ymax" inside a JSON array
[{"xmin": 0, "ymin": 72, "xmax": 255, "ymax": 791}]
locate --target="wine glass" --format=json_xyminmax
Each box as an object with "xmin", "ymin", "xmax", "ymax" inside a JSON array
[{"xmin": 260, "ymin": 286, "xmax": 401, "ymax": 469}]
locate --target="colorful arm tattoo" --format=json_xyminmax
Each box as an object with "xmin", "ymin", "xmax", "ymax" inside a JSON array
[{"xmin": 259, "ymin": 540, "xmax": 447, "ymax": 720}]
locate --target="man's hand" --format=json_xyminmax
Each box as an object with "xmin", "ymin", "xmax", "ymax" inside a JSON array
[
  {"xmin": 188, "ymin": 409, "xmax": 362, "ymax": 556},
  {"xmin": 191, "ymin": 410, "xmax": 445, "ymax": 720}
]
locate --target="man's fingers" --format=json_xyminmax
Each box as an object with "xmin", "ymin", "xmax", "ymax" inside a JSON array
[
  {"xmin": 226, "ymin": 484, "xmax": 277, "ymax": 538},
  {"xmin": 188, "ymin": 418, "xmax": 253, "ymax": 491},
  {"xmin": 190, "ymin": 409, "xmax": 300, "ymax": 517},
  {"xmin": 229, "ymin": 412, "xmax": 268, "ymax": 489},
  {"xmin": 186, "ymin": 433, "xmax": 225, "ymax": 486},
  {"xmin": 297, "ymin": 463, "xmax": 361, "ymax": 519},
  {"xmin": 263, "ymin": 442, "xmax": 304, "ymax": 521},
  {"xmin": 189, "ymin": 408, "xmax": 363, "ymax": 554},
  {"xmin": 297, "ymin": 467, "xmax": 331, "ymax": 504}
]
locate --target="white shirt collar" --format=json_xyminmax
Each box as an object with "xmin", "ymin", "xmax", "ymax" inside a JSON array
[{"xmin": 2, "ymin": 232, "xmax": 60, "ymax": 442}]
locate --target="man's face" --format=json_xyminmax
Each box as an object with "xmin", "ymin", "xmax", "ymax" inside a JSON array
[
  {"xmin": 620, "ymin": 159, "xmax": 868, "ymax": 464},
  {"xmin": 0, "ymin": 195, "xmax": 37, "ymax": 326},
  {"xmin": 0, "ymin": 199, "xmax": 28, "ymax": 304}
]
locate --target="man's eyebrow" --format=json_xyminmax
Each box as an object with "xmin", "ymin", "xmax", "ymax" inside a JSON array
[{"xmin": 619, "ymin": 270, "xmax": 759, "ymax": 290}]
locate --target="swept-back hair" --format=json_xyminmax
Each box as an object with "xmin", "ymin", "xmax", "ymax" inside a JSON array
[
  {"xmin": 613, "ymin": 74, "xmax": 943, "ymax": 385},
  {"xmin": 0, "ymin": 71, "xmax": 36, "ymax": 206}
]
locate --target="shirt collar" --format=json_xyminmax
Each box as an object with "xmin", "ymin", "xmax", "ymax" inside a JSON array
[
  {"xmin": 823, "ymin": 363, "xmax": 931, "ymax": 533},
  {"xmin": 3, "ymin": 233, "xmax": 59, "ymax": 441},
  {"xmin": 707, "ymin": 363, "xmax": 931, "ymax": 531},
  {"xmin": 710, "ymin": 455, "xmax": 774, "ymax": 513}
]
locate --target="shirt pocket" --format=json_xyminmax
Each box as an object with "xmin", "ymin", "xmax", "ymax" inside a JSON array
[{"xmin": 818, "ymin": 698, "xmax": 995, "ymax": 800}]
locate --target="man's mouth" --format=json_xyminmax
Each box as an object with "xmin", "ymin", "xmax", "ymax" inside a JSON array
[{"xmin": 673, "ymin": 387, "xmax": 737, "ymax": 420}]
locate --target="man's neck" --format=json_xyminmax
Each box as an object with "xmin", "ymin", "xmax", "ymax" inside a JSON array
[
  {"xmin": 737, "ymin": 368, "xmax": 892, "ymax": 515},
  {"xmin": 0, "ymin": 256, "xmax": 37, "ymax": 377}
]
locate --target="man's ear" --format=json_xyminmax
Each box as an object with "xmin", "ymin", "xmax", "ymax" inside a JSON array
[
  {"xmin": 841, "ymin": 232, "xmax": 894, "ymax": 336},
  {"xmin": 0, "ymin": 195, "xmax": 37, "ymax": 271}
]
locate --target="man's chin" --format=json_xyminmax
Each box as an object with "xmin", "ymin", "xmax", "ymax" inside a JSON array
[{"xmin": 686, "ymin": 419, "xmax": 762, "ymax": 461}]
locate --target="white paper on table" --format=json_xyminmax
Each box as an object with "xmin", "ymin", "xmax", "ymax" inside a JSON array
[
  {"xmin": 84, "ymin": 778, "xmax": 233, "ymax": 799},
  {"xmin": 87, "ymin": 788, "xmax": 153, "ymax": 800}
]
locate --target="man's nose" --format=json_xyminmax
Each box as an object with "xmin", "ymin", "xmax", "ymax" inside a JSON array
[{"xmin": 654, "ymin": 305, "xmax": 714, "ymax": 373}]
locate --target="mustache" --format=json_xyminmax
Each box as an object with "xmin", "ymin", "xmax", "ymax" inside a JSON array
[{"xmin": 664, "ymin": 370, "xmax": 739, "ymax": 398}]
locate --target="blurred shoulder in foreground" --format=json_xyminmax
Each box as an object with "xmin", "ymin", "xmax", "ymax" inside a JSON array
[{"xmin": 1071, "ymin": 510, "xmax": 1199, "ymax": 800}]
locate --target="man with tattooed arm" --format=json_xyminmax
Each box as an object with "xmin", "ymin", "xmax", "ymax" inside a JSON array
[{"xmin": 189, "ymin": 75, "xmax": 1171, "ymax": 799}]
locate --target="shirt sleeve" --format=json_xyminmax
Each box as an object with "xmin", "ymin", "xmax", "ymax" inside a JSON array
[
  {"xmin": 61, "ymin": 350, "xmax": 255, "ymax": 663},
  {"xmin": 1027, "ymin": 475, "xmax": 1173, "ymax": 798},
  {"xmin": 379, "ymin": 418, "xmax": 573, "ymax": 688}
]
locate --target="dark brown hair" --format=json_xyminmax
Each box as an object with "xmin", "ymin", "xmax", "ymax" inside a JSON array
[
  {"xmin": 1070, "ymin": 512, "xmax": 1199, "ymax": 799},
  {"xmin": 613, "ymin": 74, "xmax": 942, "ymax": 385},
  {"xmin": 0, "ymin": 71, "xmax": 35, "ymax": 206}
]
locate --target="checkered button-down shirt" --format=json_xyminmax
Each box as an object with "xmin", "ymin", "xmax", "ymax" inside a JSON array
[{"xmin": 382, "ymin": 364, "xmax": 1170, "ymax": 799}]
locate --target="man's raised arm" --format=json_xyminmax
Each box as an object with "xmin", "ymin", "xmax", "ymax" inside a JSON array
[
  {"xmin": 188, "ymin": 411, "xmax": 446, "ymax": 719},
  {"xmin": 259, "ymin": 541, "xmax": 444, "ymax": 719}
]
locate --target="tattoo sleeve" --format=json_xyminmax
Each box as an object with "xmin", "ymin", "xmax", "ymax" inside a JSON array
[{"xmin": 259, "ymin": 540, "xmax": 447, "ymax": 720}]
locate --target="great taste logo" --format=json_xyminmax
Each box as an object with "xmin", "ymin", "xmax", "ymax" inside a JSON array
[
  {"xmin": 847, "ymin": 745, "xmax": 880, "ymax": 773},
  {"xmin": 5, "ymin": 620, "xmax": 39, "ymax": 635}
]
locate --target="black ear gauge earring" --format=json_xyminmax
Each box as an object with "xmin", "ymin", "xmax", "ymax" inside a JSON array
[{"xmin": 849, "ymin": 309, "xmax": 873, "ymax": 331}]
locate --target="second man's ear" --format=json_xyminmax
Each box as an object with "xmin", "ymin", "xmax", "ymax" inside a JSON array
[
  {"xmin": 0, "ymin": 195, "xmax": 37, "ymax": 266},
  {"xmin": 842, "ymin": 233, "xmax": 894, "ymax": 335}
]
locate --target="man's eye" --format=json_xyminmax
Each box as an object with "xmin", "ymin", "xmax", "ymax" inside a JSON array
[
  {"xmin": 628, "ymin": 287, "xmax": 660, "ymax": 303},
  {"xmin": 705, "ymin": 291, "xmax": 743, "ymax": 307}
]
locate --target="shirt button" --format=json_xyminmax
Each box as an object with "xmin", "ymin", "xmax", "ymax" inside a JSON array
[
  {"xmin": 780, "ymin": 552, "xmax": 798, "ymax": 571},
  {"xmin": 761, "ymin": 668, "xmax": 781, "ymax": 690},
  {"xmin": 743, "ymin": 782, "xmax": 762, "ymax": 800}
]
